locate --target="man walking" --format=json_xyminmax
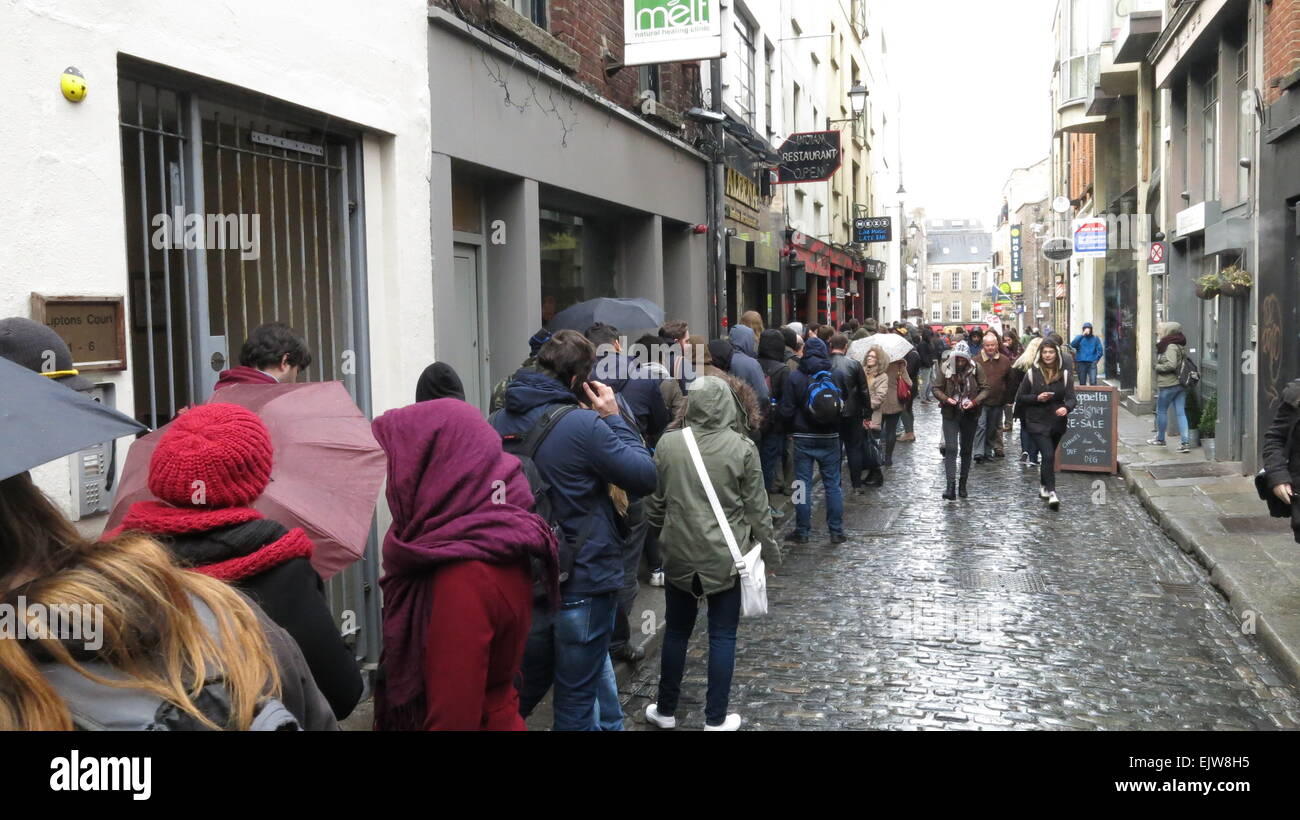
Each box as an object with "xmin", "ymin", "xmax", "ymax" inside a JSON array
[
  {"xmin": 491, "ymin": 330, "xmax": 657, "ymax": 730},
  {"xmin": 778, "ymin": 336, "xmax": 845, "ymax": 544},
  {"xmin": 974, "ymin": 331, "xmax": 1013, "ymax": 462},
  {"xmin": 1070, "ymin": 322, "xmax": 1103, "ymax": 386}
]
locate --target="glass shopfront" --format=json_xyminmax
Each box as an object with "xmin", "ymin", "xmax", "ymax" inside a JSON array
[{"xmin": 540, "ymin": 209, "xmax": 617, "ymax": 326}]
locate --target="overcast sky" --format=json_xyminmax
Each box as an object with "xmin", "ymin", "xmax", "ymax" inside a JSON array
[{"xmin": 879, "ymin": 0, "xmax": 1057, "ymax": 227}]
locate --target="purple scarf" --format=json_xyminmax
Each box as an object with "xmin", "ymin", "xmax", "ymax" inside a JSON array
[{"xmin": 370, "ymin": 399, "xmax": 558, "ymax": 731}]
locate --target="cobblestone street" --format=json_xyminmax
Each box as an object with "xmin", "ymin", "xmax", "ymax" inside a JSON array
[{"xmin": 624, "ymin": 401, "xmax": 1300, "ymax": 730}]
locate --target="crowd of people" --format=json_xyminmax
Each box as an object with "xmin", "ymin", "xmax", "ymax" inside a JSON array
[{"xmin": 0, "ymin": 308, "xmax": 1106, "ymax": 732}]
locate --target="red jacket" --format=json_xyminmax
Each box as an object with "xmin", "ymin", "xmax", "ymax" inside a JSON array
[
  {"xmin": 421, "ymin": 560, "xmax": 533, "ymax": 731},
  {"xmin": 214, "ymin": 366, "xmax": 278, "ymax": 390}
]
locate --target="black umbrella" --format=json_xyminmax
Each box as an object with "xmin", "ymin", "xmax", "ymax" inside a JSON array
[
  {"xmin": 548, "ymin": 297, "xmax": 665, "ymax": 334},
  {"xmin": 0, "ymin": 356, "xmax": 148, "ymax": 481}
]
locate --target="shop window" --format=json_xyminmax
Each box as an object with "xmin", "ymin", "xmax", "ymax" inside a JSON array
[
  {"xmin": 540, "ymin": 209, "xmax": 617, "ymax": 326},
  {"xmin": 1203, "ymin": 69, "xmax": 1219, "ymax": 202}
]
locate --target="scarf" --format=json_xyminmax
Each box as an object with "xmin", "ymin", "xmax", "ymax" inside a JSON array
[
  {"xmin": 370, "ymin": 399, "xmax": 558, "ymax": 731},
  {"xmin": 1157, "ymin": 331, "xmax": 1187, "ymax": 355},
  {"xmin": 117, "ymin": 502, "xmax": 314, "ymax": 582}
]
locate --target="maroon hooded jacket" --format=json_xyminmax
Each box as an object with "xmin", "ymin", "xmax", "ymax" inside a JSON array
[{"xmin": 214, "ymin": 366, "xmax": 278, "ymax": 390}]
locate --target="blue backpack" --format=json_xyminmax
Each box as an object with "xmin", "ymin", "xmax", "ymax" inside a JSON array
[{"xmin": 806, "ymin": 370, "xmax": 843, "ymax": 426}]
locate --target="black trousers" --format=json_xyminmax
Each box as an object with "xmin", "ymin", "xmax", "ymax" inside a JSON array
[
  {"xmin": 941, "ymin": 412, "xmax": 979, "ymax": 483},
  {"xmin": 839, "ymin": 416, "xmax": 866, "ymax": 488},
  {"xmin": 1030, "ymin": 430, "xmax": 1065, "ymax": 492}
]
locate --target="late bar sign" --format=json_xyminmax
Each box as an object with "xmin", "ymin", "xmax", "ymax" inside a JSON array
[{"xmin": 776, "ymin": 131, "xmax": 842, "ymax": 184}]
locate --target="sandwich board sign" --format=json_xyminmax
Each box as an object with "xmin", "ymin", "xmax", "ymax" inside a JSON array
[{"xmin": 624, "ymin": 0, "xmax": 724, "ymax": 66}]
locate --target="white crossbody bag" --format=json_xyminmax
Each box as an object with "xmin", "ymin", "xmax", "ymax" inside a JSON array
[{"xmin": 682, "ymin": 427, "xmax": 768, "ymax": 617}]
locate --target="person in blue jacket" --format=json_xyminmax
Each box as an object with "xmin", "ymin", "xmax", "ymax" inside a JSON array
[
  {"xmin": 490, "ymin": 330, "xmax": 657, "ymax": 731},
  {"xmin": 727, "ymin": 324, "xmax": 772, "ymax": 415},
  {"xmin": 1071, "ymin": 322, "xmax": 1104, "ymax": 386}
]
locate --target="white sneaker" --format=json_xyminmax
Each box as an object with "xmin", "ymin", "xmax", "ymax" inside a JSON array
[
  {"xmin": 1039, "ymin": 485, "xmax": 1050, "ymax": 500},
  {"xmin": 1048, "ymin": 491, "xmax": 1060, "ymax": 510},
  {"xmin": 645, "ymin": 703, "xmax": 676, "ymax": 729},
  {"xmin": 649, "ymin": 570, "xmax": 665, "ymax": 587},
  {"xmin": 703, "ymin": 713, "xmax": 742, "ymax": 731},
  {"xmin": 1146, "ymin": 438, "xmax": 1166, "ymax": 446}
]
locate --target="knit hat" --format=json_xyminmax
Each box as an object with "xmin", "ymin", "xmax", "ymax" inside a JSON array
[
  {"xmin": 528, "ymin": 328, "xmax": 553, "ymax": 357},
  {"xmin": 953, "ymin": 341, "xmax": 973, "ymax": 360},
  {"xmin": 148, "ymin": 403, "xmax": 274, "ymax": 508}
]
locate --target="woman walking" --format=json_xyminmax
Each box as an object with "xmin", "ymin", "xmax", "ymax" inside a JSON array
[
  {"xmin": 1014, "ymin": 339, "xmax": 1076, "ymax": 510},
  {"xmin": 1149, "ymin": 321, "xmax": 1191, "ymax": 453},
  {"xmin": 862, "ymin": 345, "xmax": 891, "ymax": 487},
  {"xmin": 644, "ymin": 376, "xmax": 778, "ymax": 731},
  {"xmin": 879, "ymin": 344, "xmax": 914, "ymax": 466},
  {"xmin": 1011, "ymin": 337, "xmax": 1043, "ymax": 467},
  {"xmin": 371, "ymin": 399, "xmax": 558, "ymax": 731},
  {"xmin": 931, "ymin": 341, "xmax": 989, "ymax": 501},
  {"xmin": 1, "ymin": 471, "xmax": 337, "ymax": 730}
]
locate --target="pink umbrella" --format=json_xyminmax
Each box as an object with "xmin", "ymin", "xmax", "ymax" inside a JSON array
[{"xmin": 106, "ymin": 381, "xmax": 386, "ymax": 580}]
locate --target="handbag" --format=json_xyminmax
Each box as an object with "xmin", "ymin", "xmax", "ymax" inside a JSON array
[
  {"xmin": 1255, "ymin": 470, "xmax": 1291, "ymax": 518},
  {"xmin": 682, "ymin": 427, "xmax": 768, "ymax": 617},
  {"xmin": 896, "ymin": 374, "xmax": 912, "ymax": 403},
  {"xmin": 862, "ymin": 427, "xmax": 883, "ymax": 470}
]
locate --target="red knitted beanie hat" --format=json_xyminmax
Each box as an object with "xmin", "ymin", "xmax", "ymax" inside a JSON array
[{"xmin": 148, "ymin": 403, "xmax": 274, "ymax": 509}]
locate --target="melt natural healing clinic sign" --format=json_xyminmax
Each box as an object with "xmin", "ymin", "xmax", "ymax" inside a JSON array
[{"xmin": 623, "ymin": 0, "xmax": 723, "ymax": 66}]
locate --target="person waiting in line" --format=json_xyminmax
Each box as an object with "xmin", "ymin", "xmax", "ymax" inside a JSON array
[
  {"xmin": 756, "ymin": 329, "xmax": 791, "ymax": 515},
  {"xmin": 1014, "ymin": 339, "xmax": 1076, "ymax": 511},
  {"xmin": 644, "ymin": 376, "xmax": 778, "ymax": 732},
  {"xmin": 112, "ymin": 403, "xmax": 364, "ymax": 720},
  {"xmin": 828, "ymin": 333, "xmax": 871, "ymax": 495},
  {"xmin": 862, "ymin": 345, "xmax": 892, "ymax": 488},
  {"xmin": 1261, "ymin": 374, "xmax": 1300, "ymax": 544},
  {"xmin": 1148, "ymin": 321, "xmax": 1191, "ymax": 453},
  {"xmin": 416, "ymin": 362, "xmax": 465, "ymax": 403},
  {"xmin": 371, "ymin": 398, "xmax": 557, "ymax": 731},
  {"xmin": 214, "ymin": 321, "xmax": 312, "ymax": 390},
  {"xmin": 777, "ymin": 336, "xmax": 845, "ymax": 545},
  {"xmin": 491, "ymin": 329, "xmax": 552, "ymax": 412},
  {"xmin": 1071, "ymin": 322, "xmax": 1104, "ymax": 386}
]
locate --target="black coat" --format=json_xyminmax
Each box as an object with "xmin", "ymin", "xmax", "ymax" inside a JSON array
[
  {"xmin": 1015, "ymin": 366, "xmax": 1077, "ymax": 436},
  {"xmin": 830, "ymin": 352, "xmax": 871, "ymax": 419},
  {"xmin": 166, "ymin": 520, "xmax": 365, "ymax": 720},
  {"xmin": 1261, "ymin": 379, "xmax": 1300, "ymax": 539}
]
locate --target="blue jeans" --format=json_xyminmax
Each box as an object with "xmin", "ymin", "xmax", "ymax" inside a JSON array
[
  {"xmin": 656, "ymin": 577, "xmax": 741, "ymax": 726},
  {"xmin": 793, "ymin": 436, "xmax": 844, "ymax": 536},
  {"xmin": 760, "ymin": 431, "xmax": 786, "ymax": 492},
  {"xmin": 1077, "ymin": 361, "xmax": 1098, "ymax": 385},
  {"xmin": 527, "ymin": 592, "xmax": 617, "ymax": 731},
  {"xmin": 595, "ymin": 653, "xmax": 623, "ymax": 731},
  {"xmin": 1156, "ymin": 385, "xmax": 1189, "ymax": 445}
]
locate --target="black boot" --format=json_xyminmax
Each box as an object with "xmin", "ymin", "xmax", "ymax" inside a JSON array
[
  {"xmin": 958, "ymin": 477, "xmax": 968, "ymax": 498},
  {"xmin": 943, "ymin": 480, "xmax": 957, "ymax": 501},
  {"xmin": 865, "ymin": 468, "xmax": 884, "ymax": 487}
]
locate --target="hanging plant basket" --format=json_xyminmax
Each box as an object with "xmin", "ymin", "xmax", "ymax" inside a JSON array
[
  {"xmin": 1219, "ymin": 281, "xmax": 1251, "ymax": 298},
  {"xmin": 1194, "ymin": 282, "xmax": 1220, "ymax": 299}
]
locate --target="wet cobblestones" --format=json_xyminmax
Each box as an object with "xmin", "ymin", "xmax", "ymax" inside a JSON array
[{"xmin": 625, "ymin": 401, "xmax": 1300, "ymax": 730}]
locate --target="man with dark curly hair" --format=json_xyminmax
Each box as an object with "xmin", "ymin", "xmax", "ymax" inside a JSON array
[{"xmin": 215, "ymin": 322, "xmax": 313, "ymax": 391}]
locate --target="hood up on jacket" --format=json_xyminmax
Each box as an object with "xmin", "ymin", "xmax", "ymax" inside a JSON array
[
  {"xmin": 1157, "ymin": 321, "xmax": 1187, "ymax": 354},
  {"xmin": 675, "ymin": 372, "xmax": 760, "ymax": 435},
  {"xmin": 502, "ymin": 368, "xmax": 580, "ymax": 416},
  {"xmin": 799, "ymin": 336, "xmax": 833, "ymax": 376},
  {"xmin": 706, "ymin": 339, "xmax": 735, "ymax": 372},
  {"xmin": 1157, "ymin": 321, "xmax": 1183, "ymax": 339},
  {"xmin": 729, "ymin": 325, "xmax": 759, "ymax": 358},
  {"xmin": 757, "ymin": 329, "xmax": 786, "ymax": 363}
]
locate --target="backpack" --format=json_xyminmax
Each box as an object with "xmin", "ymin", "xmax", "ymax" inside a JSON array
[
  {"xmin": 495, "ymin": 404, "xmax": 581, "ymax": 596},
  {"xmin": 806, "ymin": 370, "xmax": 843, "ymax": 426},
  {"xmin": 1176, "ymin": 351, "xmax": 1200, "ymax": 389}
]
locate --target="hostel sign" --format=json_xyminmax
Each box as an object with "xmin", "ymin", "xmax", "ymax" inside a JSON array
[
  {"xmin": 624, "ymin": 0, "xmax": 723, "ymax": 67},
  {"xmin": 1010, "ymin": 225, "xmax": 1023, "ymax": 281}
]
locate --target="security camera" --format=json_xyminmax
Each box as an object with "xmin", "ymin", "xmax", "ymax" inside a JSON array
[{"xmin": 686, "ymin": 107, "xmax": 726, "ymax": 124}]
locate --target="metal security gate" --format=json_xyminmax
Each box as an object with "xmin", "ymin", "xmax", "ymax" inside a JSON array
[{"xmin": 117, "ymin": 73, "xmax": 381, "ymax": 674}]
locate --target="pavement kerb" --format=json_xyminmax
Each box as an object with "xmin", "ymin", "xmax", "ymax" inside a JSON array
[{"xmin": 1119, "ymin": 453, "xmax": 1300, "ymax": 688}]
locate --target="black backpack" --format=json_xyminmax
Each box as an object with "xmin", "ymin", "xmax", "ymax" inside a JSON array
[
  {"xmin": 806, "ymin": 370, "xmax": 843, "ymax": 426},
  {"xmin": 1176, "ymin": 351, "xmax": 1200, "ymax": 389},
  {"xmin": 495, "ymin": 404, "xmax": 582, "ymax": 598}
]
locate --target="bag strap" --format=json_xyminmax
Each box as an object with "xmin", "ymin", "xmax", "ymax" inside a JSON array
[
  {"xmin": 681, "ymin": 427, "xmax": 746, "ymax": 571},
  {"xmin": 500, "ymin": 404, "xmax": 578, "ymax": 459}
]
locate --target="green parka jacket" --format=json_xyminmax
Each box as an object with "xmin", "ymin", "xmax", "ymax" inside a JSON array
[{"xmin": 646, "ymin": 376, "xmax": 779, "ymax": 597}]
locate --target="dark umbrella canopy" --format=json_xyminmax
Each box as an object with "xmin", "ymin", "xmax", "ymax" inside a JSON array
[
  {"xmin": 548, "ymin": 297, "xmax": 665, "ymax": 335},
  {"xmin": 0, "ymin": 356, "xmax": 147, "ymax": 481}
]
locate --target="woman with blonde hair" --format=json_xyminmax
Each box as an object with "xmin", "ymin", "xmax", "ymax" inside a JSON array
[
  {"xmin": 1011, "ymin": 337, "xmax": 1043, "ymax": 467},
  {"xmin": 0, "ymin": 471, "xmax": 336, "ymax": 731},
  {"xmin": 861, "ymin": 345, "xmax": 891, "ymax": 487},
  {"xmin": 739, "ymin": 310, "xmax": 764, "ymax": 339}
]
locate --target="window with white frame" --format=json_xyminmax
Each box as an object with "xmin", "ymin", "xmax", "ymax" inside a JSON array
[
  {"xmin": 931, "ymin": 271, "xmax": 941, "ymax": 292},
  {"xmin": 950, "ymin": 301, "xmax": 961, "ymax": 321},
  {"xmin": 971, "ymin": 270, "xmax": 980, "ymax": 291},
  {"xmin": 765, "ymin": 40, "xmax": 775, "ymax": 138},
  {"xmin": 1236, "ymin": 44, "xmax": 1250, "ymax": 202},
  {"xmin": 507, "ymin": 0, "xmax": 546, "ymax": 27},
  {"xmin": 951, "ymin": 271, "xmax": 960, "ymax": 291},
  {"xmin": 971, "ymin": 301, "xmax": 982, "ymax": 321},
  {"xmin": 1203, "ymin": 68, "xmax": 1220, "ymax": 202},
  {"xmin": 1059, "ymin": 0, "xmax": 1105, "ymax": 103},
  {"xmin": 931, "ymin": 302, "xmax": 942, "ymax": 322},
  {"xmin": 733, "ymin": 13, "xmax": 757, "ymax": 127}
]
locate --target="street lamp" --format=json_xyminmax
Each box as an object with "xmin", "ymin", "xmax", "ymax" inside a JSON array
[{"xmin": 848, "ymin": 84, "xmax": 868, "ymax": 117}]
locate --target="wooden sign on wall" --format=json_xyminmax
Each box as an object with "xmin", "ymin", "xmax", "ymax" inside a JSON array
[{"xmin": 30, "ymin": 294, "xmax": 127, "ymax": 372}]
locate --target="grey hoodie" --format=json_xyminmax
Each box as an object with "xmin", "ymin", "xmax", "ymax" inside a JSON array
[{"xmin": 727, "ymin": 325, "xmax": 771, "ymax": 410}]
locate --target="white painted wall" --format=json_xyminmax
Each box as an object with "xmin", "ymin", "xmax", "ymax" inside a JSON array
[{"xmin": 0, "ymin": 0, "xmax": 431, "ymax": 519}]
